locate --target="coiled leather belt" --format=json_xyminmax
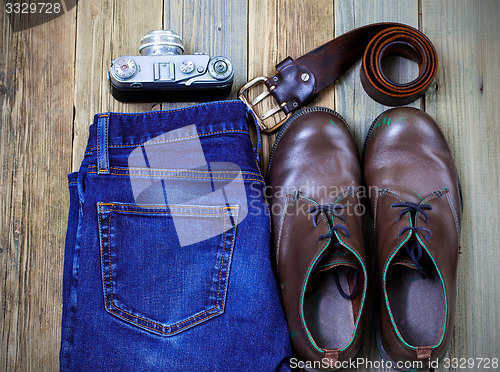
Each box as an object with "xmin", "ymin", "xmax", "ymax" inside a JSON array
[{"xmin": 239, "ymin": 23, "xmax": 437, "ymax": 134}]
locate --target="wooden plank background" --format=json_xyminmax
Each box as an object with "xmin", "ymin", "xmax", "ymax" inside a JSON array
[{"xmin": 1, "ymin": 0, "xmax": 498, "ymax": 370}]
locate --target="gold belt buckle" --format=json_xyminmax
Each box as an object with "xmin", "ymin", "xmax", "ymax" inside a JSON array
[{"xmin": 238, "ymin": 77, "xmax": 291, "ymax": 134}]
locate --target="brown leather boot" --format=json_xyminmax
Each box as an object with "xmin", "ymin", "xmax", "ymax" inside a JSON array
[
  {"xmin": 267, "ymin": 107, "xmax": 367, "ymax": 369},
  {"xmin": 363, "ymin": 107, "xmax": 462, "ymax": 369}
]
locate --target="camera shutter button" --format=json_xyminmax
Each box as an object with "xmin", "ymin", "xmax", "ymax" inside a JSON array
[{"xmin": 214, "ymin": 61, "xmax": 228, "ymax": 73}]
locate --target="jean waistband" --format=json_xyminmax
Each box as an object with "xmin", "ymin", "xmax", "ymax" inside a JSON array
[{"xmin": 85, "ymin": 101, "xmax": 256, "ymax": 174}]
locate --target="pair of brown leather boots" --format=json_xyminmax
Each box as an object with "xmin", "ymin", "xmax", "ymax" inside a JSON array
[{"xmin": 267, "ymin": 107, "xmax": 462, "ymax": 370}]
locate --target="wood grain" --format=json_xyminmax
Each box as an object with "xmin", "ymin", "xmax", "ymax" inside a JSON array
[
  {"xmin": 72, "ymin": 0, "xmax": 163, "ymax": 170},
  {"xmin": 422, "ymin": 1, "xmax": 500, "ymax": 370},
  {"xmin": 162, "ymin": 0, "xmax": 248, "ymax": 110},
  {"xmin": 1, "ymin": 0, "xmax": 499, "ymax": 370},
  {"xmin": 0, "ymin": 6, "xmax": 76, "ymax": 371},
  {"xmin": 248, "ymin": 0, "xmax": 335, "ymax": 174}
]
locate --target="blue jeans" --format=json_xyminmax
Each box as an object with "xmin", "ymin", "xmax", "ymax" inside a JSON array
[{"xmin": 60, "ymin": 101, "xmax": 292, "ymax": 371}]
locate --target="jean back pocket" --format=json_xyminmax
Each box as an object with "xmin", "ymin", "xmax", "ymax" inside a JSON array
[{"xmin": 97, "ymin": 202, "xmax": 239, "ymax": 336}]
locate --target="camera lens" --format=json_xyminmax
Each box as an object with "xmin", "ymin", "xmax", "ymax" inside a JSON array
[{"xmin": 139, "ymin": 30, "xmax": 184, "ymax": 56}]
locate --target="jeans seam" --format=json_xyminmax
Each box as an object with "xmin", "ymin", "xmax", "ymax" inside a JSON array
[
  {"xmin": 106, "ymin": 206, "xmax": 221, "ymax": 332},
  {"xmin": 87, "ymin": 171, "xmax": 266, "ymax": 185},
  {"xmin": 98, "ymin": 203, "xmax": 238, "ymax": 211},
  {"xmin": 97, "ymin": 114, "xmax": 110, "ymax": 174},
  {"xmin": 88, "ymin": 165, "xmax": 263, "ymax": 178},
  {"xmin": 87, "ymin": 129, "xmax": 249, "ymax": 151},
  {"xmin": 100, "ymin": 204, "xmax": 236, "ymax": 335}
]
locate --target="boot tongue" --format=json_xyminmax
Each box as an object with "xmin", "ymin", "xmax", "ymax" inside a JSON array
[
  {"xmin": 390, "ymin": 255, "xmax": 429, "ymax": 277},
  {"xmin": 389, "ymin": 242, "xmax": 430, "ymax": 278},
  {"xmin": 306, "ymin": 243, "xmax": 362, "ymax": 299},
  {"xmin": 313, "ymin": 248, "xmax": 361, "ymax": 275}
]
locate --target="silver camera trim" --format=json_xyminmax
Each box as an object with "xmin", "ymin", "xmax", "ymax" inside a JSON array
[{"xmin": 109, "ymin": 30, "xmax": 233, "ymax": 93}]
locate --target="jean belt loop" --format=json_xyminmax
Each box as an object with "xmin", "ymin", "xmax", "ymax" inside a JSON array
[
  {"xmin": 97, "ymin": 113, "xmax": 110, "ymax": 174},
  {"xmin": 245, "ymin": 106, "xmax": 261, "ymax": 163}
]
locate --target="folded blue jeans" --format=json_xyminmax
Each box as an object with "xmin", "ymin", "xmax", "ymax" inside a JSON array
[{"xmin": 60, "ymin": 101, "xmax": 292, "ymax": 371}]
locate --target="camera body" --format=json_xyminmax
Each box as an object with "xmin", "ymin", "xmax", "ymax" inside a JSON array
[{"xmin": 108, "ymin": 30, "xmax": 234, "ymax": 102}]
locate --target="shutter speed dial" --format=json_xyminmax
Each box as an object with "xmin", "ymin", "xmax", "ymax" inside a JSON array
[
  {"xmin": 180, "ymin": 60, "xmax": 195, "ymax": 74},
  {"xmin": 111, "ymin": 57, "xmax": 138, "ymax": 80}
]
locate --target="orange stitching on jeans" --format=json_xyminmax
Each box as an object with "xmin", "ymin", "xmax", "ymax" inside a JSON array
[
  {"xmin": 103, "ymin": 206, "xmax": 235, "ymax": 334},
  {"xmin": 87, "ymin": 129, "xmax": 248, "ymax": 151},
  {"xmin": 215, "ymin": 211, "xmax": 228, "ymax": 308},
  {"xmin": 87, "ymin": 165, "xmax": 263, "ymax": 180},
  {"xmin": 104, "ymin": 115, "xmax": 109, "ymax": 172},
  {"xmin": 108, "ymin": 210, "xmax": 113, "ymax": 305},
  {"xmin": 97, "ymin": 202, "xmax": 237, "ymax": 210},
  {"xmin": 97, "ymin": 116, "xmax": 101, "ymax": 172},
  {"xmin": 108, "ymin": 303, "xmax": 223, "ymax": 335},
  {"xmin": 108, "ymin": 210, "xmax": 224, "ymax": 216},
  {"xmin": 98, "ymin": 209, "xmax": 109, "ymax": 307},
  {"xmin": 86, "ymin": 171, "xmax": 265, "ymax": 185},
  {"xmin": 109, "ymin": 300, "xmax": 219, "ymax": 330},
  {"xmin": 96, "ymin": 114, "xmax": 110, "ymax": 173}
]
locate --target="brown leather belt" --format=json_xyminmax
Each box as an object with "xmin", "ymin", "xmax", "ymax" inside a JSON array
[{"xmin": 239, "ymin": 23, "xmax": 437, "ymax": 134}]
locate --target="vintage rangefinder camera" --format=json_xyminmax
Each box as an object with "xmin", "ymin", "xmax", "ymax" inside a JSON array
[{"xmin": 108, "ymin": 30, "xmax": 234, "ymax": 102}]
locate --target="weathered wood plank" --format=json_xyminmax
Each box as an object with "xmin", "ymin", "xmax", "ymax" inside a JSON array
[
  {"xmin": 248, "ymin": 0, "xmax": 335, "ymax": 174},
  {"xmin": 422, "ymin": 1, "xmax": 500, "ymax": 370},
  {"xmin": 162, "ymin": 0, "xmax": 248, "ymax": 110},
  {"xmin": 72, "ymin": 0, "xmax": 164, "ymax": 170},
  {"xmin": 0, "ymin": 7, "xmax": 76, "ymax": 371}
]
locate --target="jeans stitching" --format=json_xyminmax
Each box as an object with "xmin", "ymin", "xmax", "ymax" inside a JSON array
[
  {"xmin": 101, "ymin": 204, "xmax": 235, "ymax": 335},
  {"xmin": 98, "ymin": 203, "xmax": 238, "ymax": 211},
  {"xmin": 98, "ymin": 208, "xmax": 110, "ymax": 309},
  {"xmin": 114, "ymin": 210, "xmax": 225, "ymax": 216},
  {"xmin": 87, "ymin": 129, "xmax": 248, "ymax": 151},
  {"xmin": 87, "ymin": 165, "xmax": 263, "ymax": 179},
  {"xmin": 107, "ymin": 206, "xmax": 220, "ymax": 331},
  {"xmin": 97, "ymin": 116, "xmax": 101, "ymax": 173},
  {"xmin": 104, "ymin": 115, "xmax": 109, "ymax": 172},
  {"xmin": 109, "ymin": 305, "xmax": 223, "ymax": 335},
  {"xmin": 97, "ymin": 114, "xmax": 110, "ymax": 173},
  {"xmin": 87, "ymin": 171, "xmax": 266, "ymax": 185},
  {"xmin": 108, "ymin": 210, "xmax": 113, "ymax": 304},
  {"xmin": 215, "ymin": 212, "xmax": 227, "ymax": 309}
]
